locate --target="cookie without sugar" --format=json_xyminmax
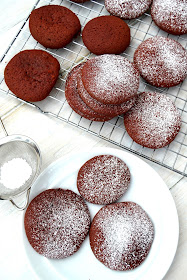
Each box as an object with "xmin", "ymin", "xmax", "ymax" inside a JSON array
[
  {"xmin": 29, "ymin": 5, "xmax": 81, "ymax": 49},
  {"xmin": 82, "ymin": 15, "xmax": 130, "ymax": 55},
  {"xmin": 4, "ymin": 49, "xmax": 60, "ymax": 102}
]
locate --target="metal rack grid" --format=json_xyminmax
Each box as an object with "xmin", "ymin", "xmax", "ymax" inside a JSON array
[{"xmin": 0, "ymin": 0, "xmax": 187, "ymax": 177}]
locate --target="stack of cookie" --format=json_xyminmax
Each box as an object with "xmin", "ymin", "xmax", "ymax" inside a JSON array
[{"xmin": 65, "ymin": 54, "xmax": 140, "ymax": 121}]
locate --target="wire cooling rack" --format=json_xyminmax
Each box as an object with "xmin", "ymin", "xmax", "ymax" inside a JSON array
[{"xmin": 0, "ymin": 0, "xmax": 187, "ymax": 177}]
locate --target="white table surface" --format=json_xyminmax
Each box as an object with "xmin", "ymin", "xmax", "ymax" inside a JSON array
[{"xmin": 0, "ymin": 0, "xmax": 186, "ymax": 279}]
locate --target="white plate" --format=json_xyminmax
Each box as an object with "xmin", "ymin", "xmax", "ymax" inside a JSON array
[{"xmin": 22, "ymin": 147, "xmax": 179, "ymax": 280}]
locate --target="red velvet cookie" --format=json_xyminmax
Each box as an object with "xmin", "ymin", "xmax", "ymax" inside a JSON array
[
  {"xmin": 29, "ymin": 5, "xmax": 81, "ymax": 49},
  {"xmin": 4, "ymin": 50, "xmax": 60, "ymax": 102},
  {"xmin": 89, "ymin": 201, "xmax": 154, "ymax": 270},
  {"xmin": 151, "ymin": 0, "xmax": 187, "ymax": 35},
  {"xmin": 65, "ymin": 64, "xmax": 114, "ymax": 121},
  {"xmin": 24, "ymin": 189, "xmax": 91, "ymax": 259},
  {"xmin": 82, "ymin": 15, "xmax": 130, "ymax": 55},
  {"xmin": 105, "ymin": 0, "xmax": 152, "ymax": 19},
  {"xmin": 134, "ymin": 36, "xmax": 187, "ymax": 87},
  {"xmin": 124, "ymin": 92, "xmax": 181, "ymax": 149},
  {"xmin": 77, "ymin": 155, "xmax": 131, "ymax": 205},
  {"xmin": 77, "ymin": 72, "xmax": 136, "ymax": 117},
  {"xmin": 81, "ymin": 55, "xmax": 139, "ymax": 105}
]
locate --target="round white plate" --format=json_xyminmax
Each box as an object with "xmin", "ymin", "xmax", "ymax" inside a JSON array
[{"xmin": 22, "ymin": 147, "xmax": 179, "ymax": 280}]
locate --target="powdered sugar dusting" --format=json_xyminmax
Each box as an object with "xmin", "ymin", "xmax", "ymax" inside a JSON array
[
  {"xmin": 82, "ymin": 55, "xmax": 139, "ymax": 104},
  {"xmin": 124, "ymin": 92, "xmax": 181, "ymax": 149},
  {"xmin": 77, "ymin": 155, "xmax": 131, "ymax": 204},
  {"xmin": 90, "ymin": 202, "xmax": 154, "ymax": 270},
  {"xmin": 24, "ymin": 189, "xmax": 91, "ymax": 259},
  {"xmin": 134, "ymin": 36, "xmax": 187, "ymax": 87},
  {"xmin": 0, "ymin": 158, "xmax": 32, "ymax": 190},
  {"xmin": 105, "ymin": 0, "xmax": 152, "ymax": 19},
  {"xmin": 77, "ymin": 71, "xmax": 136, "ymax": 116},
  {"xmin": 151, "ymin": 0, "xmax": 187, "ymax": 35}
]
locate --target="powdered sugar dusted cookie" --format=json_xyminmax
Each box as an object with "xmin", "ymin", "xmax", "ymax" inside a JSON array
[
  {"xmin": 105, "ymin": 0, "xmax": 152, "ymax": 19},
  {"xmin": 124, "ymin": 92, "xmax": 181, "ymax": 149},
  {"xmin": 151, "ymin": 0, "xmax": 187, "ymax": 35},
  {"xmin": 24, "ymin": 189, "xmax": 91, "ymax": 259},
  {"xmin": 77, "ymin": 155, "xmax": 131, "ymax": 204},
  {"xmin": 81, "ymin": 54, "xmax": 139, "ymax": 105},
  {"xmin": 134, "ymin": 36, "xmax": 187, "ymax": 87},
  {"xmin": 89, "ymin": 201, "xmax": 154, "ymax": 270}
]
